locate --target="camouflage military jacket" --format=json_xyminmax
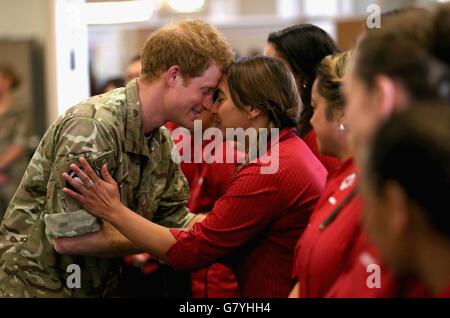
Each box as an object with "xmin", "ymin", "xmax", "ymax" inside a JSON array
[{"xmin": 0, "ymin": 80, "xmax": 193, "ymax": 297}]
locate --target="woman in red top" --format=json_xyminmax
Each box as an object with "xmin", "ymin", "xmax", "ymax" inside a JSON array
[
  {"xmin": 290, "ymin": 51, "xmax": 364, "ymax": 298},
  {"xmin": 62, "ymin": 56, "xmax": 327, "ymax": 297},
  {"xmin": 360, "ymin": 106, "xmax": 450, "ymax": 298},
  {"xmin": 264, "ymin": 24, "xmax": 341, "ymax": 172}
]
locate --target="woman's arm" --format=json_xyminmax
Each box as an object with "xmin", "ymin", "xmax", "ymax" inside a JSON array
[
  {"xmin": 54, "ymin": 221, "xmax": 143, "ymax": 257},
  {"xmin": 106, "ymin": 204, "xmax": 176, "ymax": 261},
  {"xmin": 63, "ymin": 157, "xmax": 294, "ymax": 272}
]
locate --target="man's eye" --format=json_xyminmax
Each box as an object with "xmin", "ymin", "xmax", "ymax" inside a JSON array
[{"xmin": 202, "ymin": 89, "xmax": 213, "ymax": 96}]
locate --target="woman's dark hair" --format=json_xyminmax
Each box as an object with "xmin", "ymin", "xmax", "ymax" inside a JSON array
[
  {"xmin": 368, "ymin": 105, "xmax": 450, "ymax": 237},
  {"xmin": 226, "ymin": 56, "xmax": 300, "ymax": 130},
  {"xmin": 268, "ymin": 24, "xmax": 338, "ymax": 136},
  {"xmin": 355, "ymin": 4, "xmax": 450, "ymax": 105},
  {"xmin": 0, "ymin": 64, "xmax": 21, "ymax": 91}
]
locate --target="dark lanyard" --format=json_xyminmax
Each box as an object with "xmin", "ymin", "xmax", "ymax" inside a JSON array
[{"xmin": 319, "ymin": 187, "xmax": 358, "ymax": 230}]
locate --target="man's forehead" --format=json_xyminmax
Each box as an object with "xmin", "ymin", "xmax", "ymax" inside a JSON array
[{"xmin": 203, "ymin": 64, "xmax": 223, "ymax": 83}]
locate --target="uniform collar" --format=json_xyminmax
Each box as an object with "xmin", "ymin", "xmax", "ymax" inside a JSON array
[
  {"xmin": 124, "ymin": 79, "xmax": 155, "ymax": 159},
  {"xmin": 327, "ymin": 157, "xmax": 357, "ymax": 181},
  {"xmin": 278, "ymin": 127, "xmax": 297, "ymax": 142}
]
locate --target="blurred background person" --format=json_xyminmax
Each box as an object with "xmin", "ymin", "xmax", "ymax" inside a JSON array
[
  {"xmin": 98, "ymin": 54, "xmax": 140, "ymax": 95},
  {"xmin": 126, "ymin": 54, "xmax": 141, "ymax": 85},
  {"xmin": 101, "ymin": 77, "xmax": 125, "ymax": 93},
  {"xmin": 0, "ymin": 64, "xmax": 30, "ymax": 218},
  {"xmin": 264, "ymin": 24, "xmax": 341, "ymax": 173},
  {"xmin": 327, "ymin": 4, "xmax": 450, "ymax": 297},
  {"xmin": 362, "ymin": 105, "xmax": 450, "ymax": 298}
]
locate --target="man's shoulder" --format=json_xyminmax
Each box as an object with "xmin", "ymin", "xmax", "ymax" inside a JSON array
[
  {"xmin": 39, "ymin": 90, "xmax": 128, "ymax": 152},
  {"xmin": 63, "ymin": 88, "xmax": 127, "ymax": 127}
]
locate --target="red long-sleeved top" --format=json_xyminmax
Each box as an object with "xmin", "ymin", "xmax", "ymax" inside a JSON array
[
  {"xmin": 293, "ymin": 158, "xmax": 363, "ymax": 298},
  {"xmin": 325, "ymin": 231, "xmax": 430, "ymax": 297},
  {"xmin": 166, "ymin": 121, "xmax": 241, "ymax": 297},
  {"xmin": 438, "ymin": 284, "xmax": 450, "ymax": 298},
  {"xmin": 166, "ymin": 128, "xmax": 327, "ymax": 297},
  {"xmin": 303, "ymin": 129, "xmax": 341, "ymax": 173}
]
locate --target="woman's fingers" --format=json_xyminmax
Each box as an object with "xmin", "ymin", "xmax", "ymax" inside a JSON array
[
  {"xmin": 101, "ymin": 164, "xmax": 115, "ymax": 184},
  {"xmin": 62, "ymin": 186, "xmax": 85, "ymax": 203},
  {"xmin": 68, "ymin": 163, "xmax": 92, "ymax": 187},
  {"xmin": 62, "ymin": 172, "xmax": 87, "ymax": 194},
  {"xmin": 79, "ymin": 157, "xmax": 101, "ymax": 183}
]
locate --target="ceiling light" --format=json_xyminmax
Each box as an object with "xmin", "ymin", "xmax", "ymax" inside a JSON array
[
  {"xmin": 85, "ymin": 0, "xmax": 155, "ymax": 25},
  {"xmin": 168, "ymin": 0, "xmax": 205, "ymax": 13}
]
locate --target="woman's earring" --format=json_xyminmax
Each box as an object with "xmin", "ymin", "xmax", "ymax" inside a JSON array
[{"xmin": 338, "ymin": 123, "xmax": 346, "ymax": 132}]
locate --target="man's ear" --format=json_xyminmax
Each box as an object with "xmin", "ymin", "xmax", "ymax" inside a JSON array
[
  {"xmin": 384, "ymin": 180, "xmax": 411, "ymax": 237},
  {"xmin": 165, "ymin": 65, "xmax": 181, "ymax": 87},
  {"xmin": 247, "ymin": 106, "xmax": 262, "ymax": 120},
  {"xmin": 373, "ymin": 75, "xmax": 398, "ymax": 119}
]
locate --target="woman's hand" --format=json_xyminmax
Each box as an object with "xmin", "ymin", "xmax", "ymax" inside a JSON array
[{"xmin": 62, "ymin": 157, "xmax": 122, "ymax": 222}]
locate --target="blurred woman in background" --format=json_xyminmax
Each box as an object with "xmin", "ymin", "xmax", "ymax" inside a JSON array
[
  {"xmin": 0, "ymin": 64, "xmax": 30, "ymax": 218},
  {"xmin": 327, "ymin": 4, "xmax": 450, "ymax": 297},
  {"xmin": 264, "ymin": 24, "xmax": 341, "ymax": 172},
  {"xmin": 362, "ymin": 105, "xmax": 450, "ymax": 298}
]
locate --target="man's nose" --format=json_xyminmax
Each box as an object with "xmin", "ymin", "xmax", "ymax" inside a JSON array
[{"xmin": 210, "ymin": 99, "xmax": 220, "ymax": 114}]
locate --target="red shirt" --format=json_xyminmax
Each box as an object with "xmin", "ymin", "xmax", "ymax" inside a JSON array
[
  {"xmin": 293, "ymin": 158, "xmax": 363, "ymax": 298},
  {"xmin": 166, "ymin": 128, "xmax": 327, "ymax": 297},
  {"xmin": 437, "ymin": 284, "xmax": 450, "ymax": 298},
  {"xmin": 326, "ymin": 231, "xmax": 430, "ymax": 298},
  {"xmin": 182, "ymin": 141, "xmax": 240, "ymax": 214},
  {"xmin": 166, "ymin": 121, "xmax": 240, "ymax": 297},
  {"xmin": 303, "ymin": 129, "xmax": 341, "ymax": 173}
]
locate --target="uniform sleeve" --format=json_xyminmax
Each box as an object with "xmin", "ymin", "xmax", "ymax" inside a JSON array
[
  {"xmin": 165, "ymin": 164, "xmax": 291, "ymax": 272},
  {"xmin": 43, "ymin": 116, "xmax": 118, "ymax": 238},
  {"xmin": 152, "ymin": 128, "xmax": 195, "ymax": 228}
]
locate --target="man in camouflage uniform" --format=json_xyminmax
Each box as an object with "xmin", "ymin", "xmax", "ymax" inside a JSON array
[{"xmin": 0, "ymin": 19, "xmax": 234, "ymax": 297}]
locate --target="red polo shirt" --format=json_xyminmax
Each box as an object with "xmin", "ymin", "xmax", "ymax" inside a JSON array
[
  {"xmin": 437, "ymin": 284, "xmax": 450, "ymax": 298},
  {"xmin": 303, "ymin": 129, "xmax": 341, "ymax": 173},
  {"xmin": 166, "ymin": 121, "xmax": 240, "ymax": 298},
  {"xmin": 293, "ymin": 158, "xmax": 363, "ymax": 298},
  {"xmin": 166, "ymin": 128, "xmax": 327, "ymax": 297},
  {"xmin": 182, "ymin": 140, "xmax": 241, "ymax": 214},
  {"xmin": 326, "ymin": 232, "xmax": 430, "ymax": 298},
  {"xmin": 183, "ymin": 140, "xmax": 241, "ymax": 298}
]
